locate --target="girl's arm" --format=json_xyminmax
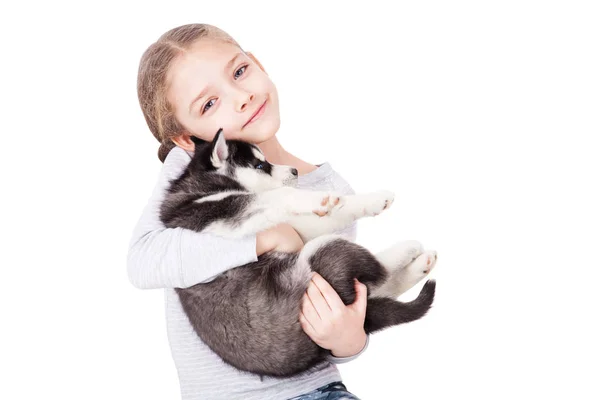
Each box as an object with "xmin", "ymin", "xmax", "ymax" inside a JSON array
[{"xmin": 127, "ymin": 147, "xmax": 258, "ymax": 289}]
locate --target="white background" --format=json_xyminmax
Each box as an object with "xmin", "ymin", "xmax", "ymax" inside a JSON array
[{"xmin": 2, "ymin": 1, "xmax": 599, "ymax": 399}]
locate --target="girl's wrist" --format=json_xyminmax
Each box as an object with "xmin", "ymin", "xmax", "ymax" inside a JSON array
[{"xmin": 330, "ymin": 331, "xmax": 368, "ymax": 358}]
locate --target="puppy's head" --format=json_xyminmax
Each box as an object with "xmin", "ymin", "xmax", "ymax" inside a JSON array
[{"xmin": 191, "ymin": 128, "xmax": 298, "ymax": 192}]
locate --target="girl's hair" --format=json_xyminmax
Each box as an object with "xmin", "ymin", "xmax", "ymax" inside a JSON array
[{"xmin": 137, "ymin": 24, "xmax": 242, "ymax": 162}]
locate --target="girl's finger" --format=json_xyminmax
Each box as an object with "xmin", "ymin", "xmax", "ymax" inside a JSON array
[
  {"xmin": 299, "ymin": 310, "xmax": 317, "ymax": 338},
  {"xmin": 301, "ymin": 293, "xmax": 321, "ymax": 325},
  {"xmin": 310, "ymin": 273, "xmax": 346, "ymax": 311},
  {"xmin": 306, "ymin": 279, "xmax": 331, "ymax": 318},
  {"xmin": 351, "ymin": 279, "xmax": 368, "ymax": 314}
]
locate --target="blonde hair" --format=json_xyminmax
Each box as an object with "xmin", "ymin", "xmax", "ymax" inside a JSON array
[{"xmin": 137, "ymin": 24, "xmax": 242, "ymax": 162}]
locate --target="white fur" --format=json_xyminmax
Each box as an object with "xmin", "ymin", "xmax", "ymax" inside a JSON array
[
  {"xmin": 375, "ymin": 240, "xmax": 424, "ymax": 274},
  {"xmin": 235, "ymin": 165, "xmax": 297, "ymax": 193},
  {"xmin": 194, "ymin": 191, "xmax": 247, "ymax": 204},
  {"xmin": 252, "ymin": 147, "xmax": 266, "ymax": 161},
  {"xmin": 202, "ymin": 186, "xmax": 393, "ymax": 242},
  {"xmin": 235, "ymin": 167, "xmax": 282, "ymax": 192},
  {"xmin": 271, "ymin": 164, "xmax": 297, "ymax": 185},
  {"xmin": 372, "ymin": 250, "xmax": 438, "ymax": 298}
]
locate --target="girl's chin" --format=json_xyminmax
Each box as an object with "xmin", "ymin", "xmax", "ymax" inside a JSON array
[{"xmin": 243, "ymin": 119, "xmax": 279, "ymax": 143}]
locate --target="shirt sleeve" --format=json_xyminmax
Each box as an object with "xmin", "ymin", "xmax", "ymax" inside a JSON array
[
  {"xmin": 126, "ymin": 147, "xmax": 258, "ymax": 289},
  {"xmin": 325, "ymin": 334, "xmax": 370, "ymax": 364}
]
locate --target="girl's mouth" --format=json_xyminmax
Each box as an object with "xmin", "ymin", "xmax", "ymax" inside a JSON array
[{"xmin": 244, "ymin": 100, "xmax": 267, "ymax": 128}]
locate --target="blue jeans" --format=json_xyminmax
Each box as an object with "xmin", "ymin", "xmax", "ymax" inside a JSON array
[{"xmin": 287, "ymin": 381, "xmax": 360, "ymax": 400}]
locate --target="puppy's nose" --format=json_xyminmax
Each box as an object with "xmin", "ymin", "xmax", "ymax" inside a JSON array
[{"xmin": 291, "ymin": 168, "xmax": 298, "ymax": 176}]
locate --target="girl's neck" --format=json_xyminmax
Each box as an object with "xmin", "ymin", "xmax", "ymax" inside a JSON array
[{"xmin": 257, "ymin": 135, "xmax": 318, "ymax": 176}]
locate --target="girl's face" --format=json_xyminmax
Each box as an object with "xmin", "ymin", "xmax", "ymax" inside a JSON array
[{"xmin": 167, "ymin": 38, "xmax": 281, "ymax": 146}]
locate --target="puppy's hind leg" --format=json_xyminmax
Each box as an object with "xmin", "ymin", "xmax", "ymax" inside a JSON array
[
  {"xmin": 392, "ymin": 251, "xmax": 437, "ymax": 297},
  {"xmin": 373, "ymin": 248, "xmax": 438, "ymax": 299},
  {"xmin": 375, "ymin": 240, "xmax": 424, "ymax": 274}
]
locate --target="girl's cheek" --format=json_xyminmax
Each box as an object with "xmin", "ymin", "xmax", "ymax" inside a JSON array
[{"xmin": 220, "ymin": 123, "xmax": 241, "ymax": 141}]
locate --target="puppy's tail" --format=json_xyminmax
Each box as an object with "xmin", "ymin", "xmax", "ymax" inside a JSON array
[{"xmin": 364, "ymin": 280, "xmax": 436, "ymax": 334}]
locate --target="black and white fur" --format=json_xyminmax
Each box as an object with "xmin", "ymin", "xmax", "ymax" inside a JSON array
[{"xmin": 160, "ymin": 129, "xmax": 437, "ymax": 378}]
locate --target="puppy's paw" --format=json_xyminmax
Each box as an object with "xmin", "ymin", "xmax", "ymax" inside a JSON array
[
  {"xmin": 392, "ymin": 240, "xmax": 425, "ymax": 269},
  {"xmin": 405, "ymin": 240, "xmax": 425, "ymax": 261},
  {"xmin": 375, "ymin": 240, "xmax": 424, "ymax": 276},
  {"xmin": 313, "ymin": 193, "xmax": 344, "ymax": 217},
  {"xmin": 405, "ymin": 250, "xmax": 438, "ymax": 278},
  {"xmin": 362, "ymin": 190, "xmax": 395, "ymax": 217},
  {"xmin": 375, "ymin": 249, "xmax": 438, "ymax": 298}
]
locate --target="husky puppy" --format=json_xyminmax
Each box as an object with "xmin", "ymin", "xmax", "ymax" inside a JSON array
[{"xmin": 160, "ymin": 129, "xmax": 437, "ymax": 378}]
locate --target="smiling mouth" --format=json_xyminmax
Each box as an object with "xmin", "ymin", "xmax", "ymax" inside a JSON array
[{"xmin": 243, "ymin": 100, "xmax": 267, "ymax": 128}]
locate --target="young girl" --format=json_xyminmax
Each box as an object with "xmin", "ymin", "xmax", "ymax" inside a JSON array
[{"xmin": 129, "ymin": 23, "xmax": 369, "ymax": 400}]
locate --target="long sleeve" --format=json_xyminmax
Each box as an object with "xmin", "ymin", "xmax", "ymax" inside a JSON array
[
  {"xmin": 326, "ymin": 335, "xmax": 370, "ymax": 364},
  {"xmin": 126, "ymin": 147, "xmax": 258, "ymax": 290}
]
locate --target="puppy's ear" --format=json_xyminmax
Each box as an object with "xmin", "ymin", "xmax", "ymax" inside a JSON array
[{"xmin": 210, "ymin": 128, "xmax": 229, "ymax": 168}]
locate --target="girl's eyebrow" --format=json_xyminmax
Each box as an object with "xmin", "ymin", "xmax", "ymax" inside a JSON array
[
  {"xmin": 225, "ymin": 52, "xmax": 245, "ymax": 71},
  {"xmin": 188, "ymin": 52, "xmax": 245, "ymax": 114},
  {"xmin": 189, "ymin": 86, "xmax": 210, "ymax": 113}
]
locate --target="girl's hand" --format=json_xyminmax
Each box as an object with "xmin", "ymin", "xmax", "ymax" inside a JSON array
[{"xmin": 299, "ymin": 272, "xmax": 368, "ymax": 358}]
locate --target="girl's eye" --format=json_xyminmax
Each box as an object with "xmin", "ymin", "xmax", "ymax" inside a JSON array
[
  {"xmin": 202, "ymin": 98, "xmax": 216, "ymax": 114},
  {"xmin": 234, "ymin": 65, "xmax": 247, "ymax": 80}
]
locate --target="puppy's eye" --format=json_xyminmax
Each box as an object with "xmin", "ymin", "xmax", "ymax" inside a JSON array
[{"xmin": 256, "ymin": 163, "xmax": 264, "ymax": 170}]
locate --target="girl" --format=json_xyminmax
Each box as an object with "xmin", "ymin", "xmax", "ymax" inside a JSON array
[{"xmin": 129, "ymin": 23, "xmax": 369, "ymax": 400}]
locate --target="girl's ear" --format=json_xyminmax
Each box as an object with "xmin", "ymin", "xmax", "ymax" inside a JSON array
[
  {"xmin": 247, "ymin": 51, "xmax": 267, "ymax": 74},
  {"xmin": 171, "ymin": 134, "xmax": 195, "ymax": 151}
]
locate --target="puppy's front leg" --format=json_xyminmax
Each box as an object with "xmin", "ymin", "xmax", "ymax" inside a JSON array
[
  {"xmin": 256, "ymin": 187, "xmax": 344, "ymax": 218},
  {"xmin": 203, "ymin": 187, "xmax": 343, "ymax": 238},
  {"xmin": 334, "ymin": 190, "xmax": 395, "ymax": 219},
  {"xmin": 291, "ymin": 190, "xmax": 396, "ymax": 241}
]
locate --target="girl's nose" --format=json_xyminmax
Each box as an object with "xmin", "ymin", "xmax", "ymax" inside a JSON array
[{"xmin": 239, "ymin": 93, "xmax": 255, "ymax": 112}]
